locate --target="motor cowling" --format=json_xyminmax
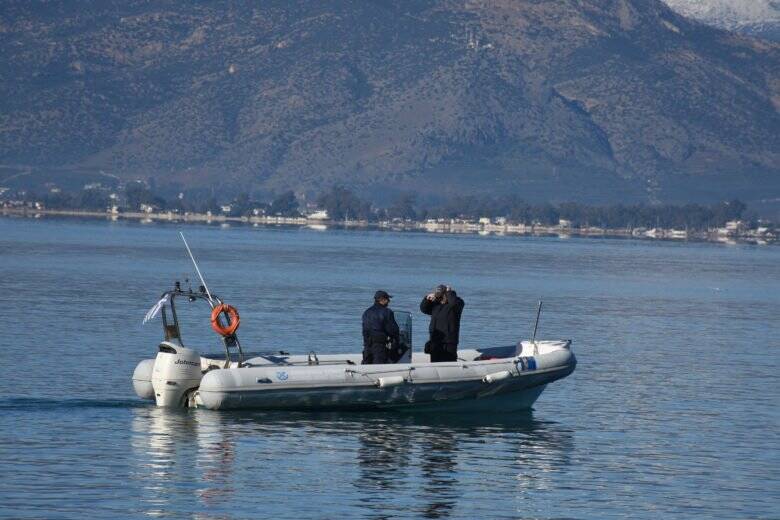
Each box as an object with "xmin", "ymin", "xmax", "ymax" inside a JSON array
[{"xmin": 151, "ymin": 340, "xmax": 203, "ymax": 407}]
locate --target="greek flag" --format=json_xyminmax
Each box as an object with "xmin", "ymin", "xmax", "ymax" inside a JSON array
[{"xmin": 142, "ymin": 294, "xmax": 169, "ymax": 325}]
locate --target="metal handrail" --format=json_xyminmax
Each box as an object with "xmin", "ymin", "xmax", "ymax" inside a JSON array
[{"xmin": 159, "ymin": 284, "xmax": 244, "ymax": 367}]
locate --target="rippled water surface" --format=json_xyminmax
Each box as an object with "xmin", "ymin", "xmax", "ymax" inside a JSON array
[{"xmin": 0, "ymin": 217, "xmax": 778, "ymax": 519}]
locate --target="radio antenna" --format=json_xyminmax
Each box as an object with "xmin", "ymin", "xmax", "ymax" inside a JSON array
[{"xmin": 179, "ymin": 232, "xmax": 214, "ymax": 306}]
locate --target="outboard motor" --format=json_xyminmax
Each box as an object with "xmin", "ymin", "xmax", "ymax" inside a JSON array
[
  {"xmin": 150, "ymin": 339, "xmax": 203, "ymax": 407},
  {"xmin": 136, "ymin": 278, "xmax": 240, "ymax": 407}
]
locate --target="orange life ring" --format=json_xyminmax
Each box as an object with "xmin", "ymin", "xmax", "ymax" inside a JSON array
[{"xmin": 210, "ymin": 304, "xmax": 240, "ymax": 336}]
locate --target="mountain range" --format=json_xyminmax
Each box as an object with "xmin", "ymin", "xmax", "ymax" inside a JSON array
[{"xmin": 1, "ymin": 0, "xmax": 778, "ymax": 207}]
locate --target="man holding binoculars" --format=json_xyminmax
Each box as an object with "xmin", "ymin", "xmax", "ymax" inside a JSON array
[{"xmin": 420, "ymin": 284, "xmax": 465, "ymax": 362}]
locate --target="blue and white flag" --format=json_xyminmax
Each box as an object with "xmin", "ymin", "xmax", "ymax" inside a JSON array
[{"xmin": 142, "ymin": 294, "xmax": 169, "ymax": 325}]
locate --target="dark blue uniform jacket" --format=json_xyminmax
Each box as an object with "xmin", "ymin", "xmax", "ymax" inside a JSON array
[{"xmin": 362, "ymin": 303, "xmax": 400, "ymax": 347}]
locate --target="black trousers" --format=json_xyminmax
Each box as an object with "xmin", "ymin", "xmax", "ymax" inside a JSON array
[
  {"xmin": 429, "ymin": 343, "xmax": 458, "ymax": 362},
  {"xmin": 362, "ymin": 343, "xmax": 389, "ymax": 365}
]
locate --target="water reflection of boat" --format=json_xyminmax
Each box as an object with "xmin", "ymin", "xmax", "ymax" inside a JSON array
[
  {"xmin": 133, "ymin": 283, "xmax": 575, "ymax": 411},
  {"xmin": 131, "ymin": 407, "xmax": 236, "ymax": 512},
  {"xmin": 130, "ymin": 407, "xmax": 575, "ymax": 516}
]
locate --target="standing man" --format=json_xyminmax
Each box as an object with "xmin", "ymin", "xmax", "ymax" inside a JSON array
[
  {"xmin": 420, "ymin": 285, "xmax": 465, "ymax": 362},
  {"xmin": 362, "ymin": 290, "xmax": 401, "ymax": 365}
]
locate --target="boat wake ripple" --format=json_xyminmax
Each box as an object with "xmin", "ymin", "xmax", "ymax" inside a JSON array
[{"xmin": 0, "ymin": 396, "xmax": 148, "ymax": 411}]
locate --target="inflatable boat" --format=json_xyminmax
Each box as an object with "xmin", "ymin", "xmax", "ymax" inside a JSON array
[{"xmin": 133, "ymin": 283, "xmax": 576, "ymax": 411}]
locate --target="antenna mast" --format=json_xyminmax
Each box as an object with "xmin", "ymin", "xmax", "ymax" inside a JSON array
[{"xmin": 179, "ymin": 232, "xmax": 214, "ymax": 306}]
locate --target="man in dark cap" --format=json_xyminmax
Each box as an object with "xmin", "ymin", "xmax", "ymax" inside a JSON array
[
  {"xmin": 362, "ymin": 290, "xmax": 401, "ymax": 365},
  {"xmin": 420, "ymin": 284, "xmax": 465, "ymax": 362}
]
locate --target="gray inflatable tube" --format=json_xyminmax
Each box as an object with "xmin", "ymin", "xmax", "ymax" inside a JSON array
[{"xmin": 196, "ymin": 340, "xmax": 575, "ymax": 412}]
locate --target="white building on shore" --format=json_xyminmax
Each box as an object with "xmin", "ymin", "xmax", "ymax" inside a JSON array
[{"xmin": 306, "ymin": 209, "xmax": 329, "ymax": 220}]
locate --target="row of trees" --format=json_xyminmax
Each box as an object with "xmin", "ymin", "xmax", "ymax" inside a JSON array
[
  {"xmin": 408, "ymin": 194, "xmax": 747, "ymax": 230},
  {"xmin": 347, "ymin": 191, "xmax": 748, "ymax": 230},
  {"xmin": 15, "ymin": 183, "xmax": 752, "ymax": 231}
]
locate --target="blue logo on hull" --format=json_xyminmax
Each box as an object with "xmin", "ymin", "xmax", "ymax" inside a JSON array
[{"xmin": 517, "ymin": 357, "xmax": 537, "ymax": 371}]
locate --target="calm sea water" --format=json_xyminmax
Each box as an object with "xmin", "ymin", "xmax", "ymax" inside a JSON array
[{"xmin": 0, "ymin": 217, "xmax": 778, "ymax": 519}]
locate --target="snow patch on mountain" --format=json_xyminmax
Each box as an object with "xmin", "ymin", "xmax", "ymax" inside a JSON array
[{"xmin": 663, "ymin": 0, "xmax": 780, "ymax": 39}]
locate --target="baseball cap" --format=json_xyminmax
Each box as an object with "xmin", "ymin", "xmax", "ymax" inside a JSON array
[{"xmin": 374, "ymin": 290, "xmax": 392, "ymax": 300}]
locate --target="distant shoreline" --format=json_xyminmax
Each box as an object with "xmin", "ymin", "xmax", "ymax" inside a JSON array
[{"xmin": 1, "ymin": 207, "xmax": 775, "ymax": 246}]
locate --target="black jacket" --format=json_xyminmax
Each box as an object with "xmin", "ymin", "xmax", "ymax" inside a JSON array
[
  {"xmin": 420, "ymin": 291, "xmax": 465, "ymax": 346},
  {"xmin": 362, "ymin": 303, "xmax": 400, "ymax": 347}
]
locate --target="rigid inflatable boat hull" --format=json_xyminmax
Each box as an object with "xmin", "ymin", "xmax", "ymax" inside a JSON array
[
  {"xmin": 199, "ymin": 379, "xmax": 552, "ymax": 412},
  {"xmin": 197, "ymin": 346, "xmax": 575, "ymax": 411}
]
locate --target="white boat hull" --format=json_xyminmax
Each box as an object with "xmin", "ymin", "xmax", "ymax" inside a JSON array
[{"xmin": 133, "ymin": 340, "xmax": 575, "ymax": 412}]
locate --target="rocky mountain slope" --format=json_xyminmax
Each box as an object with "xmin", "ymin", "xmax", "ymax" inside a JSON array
[
  {"xmin": 1, "ymin": 0, "xmax": 778, "ymax": 205},
  {"xmin": 663, "ymin": 0, "xmax": 780, "ymax": 40}
]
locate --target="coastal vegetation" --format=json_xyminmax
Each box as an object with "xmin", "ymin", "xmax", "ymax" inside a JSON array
[{"xmin": 1, "ymin": 183, "xmax": 765, "ymax": 233}]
